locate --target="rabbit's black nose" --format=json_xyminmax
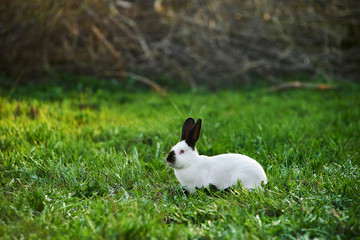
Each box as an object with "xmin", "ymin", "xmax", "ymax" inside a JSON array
[{"xmin": 166, "ymin": 150, "xmax": 175, "ymax": 164}]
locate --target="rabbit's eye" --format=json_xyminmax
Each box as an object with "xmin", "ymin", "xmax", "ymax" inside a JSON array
[{"xmin": 179, "ymin": 150, "xmax": 185, "ymax": 155}]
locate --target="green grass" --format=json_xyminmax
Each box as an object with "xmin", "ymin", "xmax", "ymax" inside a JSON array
[{"xmin": 0, "ymin": 79, "xmax": 359, "ymax": 239}]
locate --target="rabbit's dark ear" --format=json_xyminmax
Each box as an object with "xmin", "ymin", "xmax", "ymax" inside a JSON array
[
  {"xmin": 181, "ymin": 118, "xmax": 195, "ymax": 141},
  {"xmin": 186, "ymin": 118, "xmax": 202, "ymax": 149}
]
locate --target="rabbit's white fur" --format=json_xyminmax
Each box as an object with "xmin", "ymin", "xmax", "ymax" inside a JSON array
[{"xmin": 167, "ymin": 118, "xmax": 267, "ymax": 193}]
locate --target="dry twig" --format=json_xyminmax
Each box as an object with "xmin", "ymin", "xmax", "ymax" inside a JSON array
[
  {"xmin": 104, "ymin": 71, "xmax": 167, "ymax": 97},
  {"xmin": 269, "ymin": 81, "xmax": 336, "ymax": 92}
]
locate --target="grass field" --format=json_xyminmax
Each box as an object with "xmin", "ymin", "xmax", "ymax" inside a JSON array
[{"xmin": 0, "ymin": 78, "xmax": 359, "ymax": 239}]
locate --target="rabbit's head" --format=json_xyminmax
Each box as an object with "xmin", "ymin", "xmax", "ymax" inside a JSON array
[{"xmin": 166, "ymin": 118, "xmax": 202, "ymax": 169}]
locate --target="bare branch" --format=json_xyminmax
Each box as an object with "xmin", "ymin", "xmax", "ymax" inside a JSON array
[{"xmin": 104, "ymin": 71, "xmax": 167, "ymax": 97}]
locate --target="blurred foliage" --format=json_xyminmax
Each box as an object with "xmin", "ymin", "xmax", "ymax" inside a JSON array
[{"xmin": 0, "ymin": 0, "xmax": 359, "ymax": 87}]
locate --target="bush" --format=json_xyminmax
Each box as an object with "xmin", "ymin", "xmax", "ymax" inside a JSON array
[{"xmin": 1, "ymin": 0, "xmax": 359, "ymax": 86}]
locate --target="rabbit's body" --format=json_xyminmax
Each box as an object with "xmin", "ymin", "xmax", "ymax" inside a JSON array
[
  {"xmin": 174, "ymin": 153, "xmax": 267, "ymax": 193},
  {"xmin": 167, "ymin": 118, "xmax": 267, "ymax": 193}
]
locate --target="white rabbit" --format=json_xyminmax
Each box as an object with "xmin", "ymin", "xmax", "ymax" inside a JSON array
[{"xmin": 166, "ymin": 118, "xmax": 267, "ymax": 193}]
